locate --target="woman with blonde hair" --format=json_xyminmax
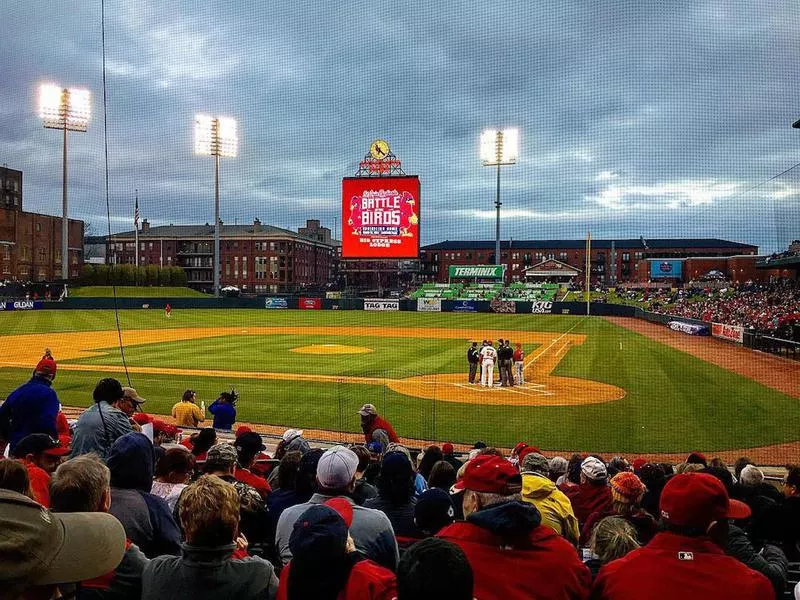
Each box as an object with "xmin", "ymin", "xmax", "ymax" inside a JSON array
[{"xmin": 585, "ymin": 516, "xmax": 640, "ymax": 579}]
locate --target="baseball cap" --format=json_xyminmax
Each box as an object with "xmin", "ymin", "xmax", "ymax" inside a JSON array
[
  {"xmin": 316, "ymin": 446, "xmax": 359, "ymax": 489},
  {"xmin": 581, "ymin": 457, "xmax": 607, "ymax": 481},
  {"xmin": 548, "ymin": 456, "xmax": 568, "ymax": 475},
  {"xmin": 205, "ymin": 443, "xmax": 238, "ymax": 469},
  {"xmin": 686, "ymin": 452, "xmax": 708, "ymax": 466},
  {"xmin": 359, "ymin": 404, "xmax": 378, "ymax": 417},
  {"xmin": 324, "ymin": 497, "xmax": 354, "ymax": 528},
  {"xmin": 521, "ymin": 452, "xmax": 550, "ymax": 475},
  {"xmin": 631, "ymin": 458, "xmax": 647, "ymax": 472},
  {"xmin": 35, "ymin": 356, "xmax": 57, "ymax": 377},
  {"xmin": 282, "ymin": 429, "xmax": 304, "ymax": 443},
  {"xmin": 152, "ymin": 420, "xmax": 180, "ymax": 438},
  {"xmin": 289, "ymin": 504, "xmax": 348, "ymax": 559},
  {"xmin": 235, "ymin": 425, "xmax": 253, "ymax": 436},
  {"xmin": 453, "ymin": 454, "xmax": 522, "ymax": 495},
  {"xmin": 121, "ymin": 387, "xmax": 146, "ymax": 406},
  {"xmin": 415, "ymin": 488, "xmax": 455, "ymax": 534},
  {"xmin": 660, "ymin": 472, "xmax": 751, "ymax": 529},
  {"xmin": 366, "ymin": 441, "xmax": 384, "ymax": 455},
  {"xmin": 235, "ymin": 432, "xmax": 266, "ymax": 454},
  {"xmin": 442, "ymin": 442, "xmax": 455, "ymax": 455},
  {"xmin": 0, "ymin": 489, "xmax": 126, "ymax": 588},
  {"xmin": 12, "ymin": 433, "xmax": 71, "ymax": 458}
]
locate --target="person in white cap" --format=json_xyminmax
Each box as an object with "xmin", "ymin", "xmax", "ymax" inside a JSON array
[
  {"xmin": 275, "ymin": 445, "xmax": 399, "ymax": 571},
  {"xmin": 562, "ymin": 456, "xmax": 613, "ymax": 525},
  {"xmin": 282, "ymin": 428, "xmax": 311, "ymax": 455}
]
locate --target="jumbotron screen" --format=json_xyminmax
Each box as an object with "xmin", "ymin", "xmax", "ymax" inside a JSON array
[{"xmin": 341, "ymin": 176, "xmax": 420, "ymax": 259}]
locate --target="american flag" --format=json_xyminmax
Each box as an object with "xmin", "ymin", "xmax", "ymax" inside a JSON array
[{"xmin": 134, "ymin": 192, "xmax": 139, "ymax": 228}]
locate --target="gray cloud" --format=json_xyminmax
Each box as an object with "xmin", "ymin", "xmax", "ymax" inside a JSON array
[{"xmin": 1, "ymin": 0, "xmax": 798, "ymax": 253}]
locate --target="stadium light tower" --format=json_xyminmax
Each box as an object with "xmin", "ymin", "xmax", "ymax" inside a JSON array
[
  {"xmin": 195, "ymin": 114, "xmax": 238, "ymax": 297},
  {"xmin": 480, "ymin": 129, "xmax": 519, "ymax": 267},
  {"xmin": 39, "ymin": 84, "xmax": 91, "ymax": 280}
]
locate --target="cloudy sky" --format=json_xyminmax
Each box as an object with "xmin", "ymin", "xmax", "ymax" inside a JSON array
[{"xmin": 2, "ymin": 1, "xmax": 799, "ymax": 252}]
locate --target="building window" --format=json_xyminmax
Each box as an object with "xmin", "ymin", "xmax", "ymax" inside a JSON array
[
  {"xmin": 242, "ymin": 256, "xmax": 247, "ymax": 278},
  {"xmin": 234, "ymin": 257, "xmax": 239, "ymax": 278},
  {"xmin": 622, "ymin": 252, "xmax": 630, "ymax": 261},
  {"xmin": 225, "ymin": 259, "xmax": 230, "ymax": 276},
  {"xmin": 35, "ymin": 223, "xmax": 42, "ymax": 232},
  {"xmin": 38, "ymin": 248, "xmax": 46, "ymax": 261},
  {"xmin": 559, "ymin": 252, "xmax": 567, "ymax": 261}
]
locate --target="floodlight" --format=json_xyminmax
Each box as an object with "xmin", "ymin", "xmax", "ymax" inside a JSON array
[
  {"xmin": 480, "ymin": 128, "xmax": 519, "ymax": 165},
  {"xmin": 195, "ymin": 114, "xmax": 238, "ymax": 157},
  {"xmin": 39, "ymin": 84, "xmax": 90, "ymax": 132}
]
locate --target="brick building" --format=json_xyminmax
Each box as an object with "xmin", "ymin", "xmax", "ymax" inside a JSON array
[
  {"xmin": 0, "ymin": 166, "xmax": 84, "ymax": 281},
  {"xmin": 420, "ymin": 238, "xmax": 758, "ymax": 285},
  {"xmin": 107, "ymin": 218, "xmax": 338, "ymax": 294}
]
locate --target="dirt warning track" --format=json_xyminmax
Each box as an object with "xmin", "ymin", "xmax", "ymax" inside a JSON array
[{"xmin": 0, "ymin": 325, "xmax": 625, "ymax": 407}]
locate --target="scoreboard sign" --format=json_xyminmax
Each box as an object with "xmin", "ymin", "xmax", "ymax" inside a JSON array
[{"xmin": 342, "ymin": 175, "xmax": 420, "ymax": 259}]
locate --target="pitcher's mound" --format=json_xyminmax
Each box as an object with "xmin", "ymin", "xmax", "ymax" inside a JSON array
[{"xmin": 291, "ymin": 344, "xmax": 373, "ymax": 355}]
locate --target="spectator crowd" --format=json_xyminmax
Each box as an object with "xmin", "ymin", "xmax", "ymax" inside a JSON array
[{"xmin": 3, "ymin": 365, "xmax": 800, "ymax": 599}]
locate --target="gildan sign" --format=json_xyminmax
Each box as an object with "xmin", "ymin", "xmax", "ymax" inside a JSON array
[
  {"xmin": 417, "ymin": 298, "xmax": 441, "ymax": 312},
  {"xmin": 342, "ymin": 176, "xmax": 420, "ymax": 259},
  {"xmin": 712, "ymin": 323, "xmax": 744, "ymax": 344},
  {"xmin": 448, "ymin": 265, "xmax": 504, "ymax": 279},
  {"xmin": 364, "ymin": 299, "xmax": 399, "ymax": 311},
  {"xmin": 0, "ymin": 301, "xmax": 43, "ymax": 311}
]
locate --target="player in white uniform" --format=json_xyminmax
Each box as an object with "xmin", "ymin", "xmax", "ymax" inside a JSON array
[{"xmin": 479, "ymin": 340, "xmax": 498, "ymax": 387}]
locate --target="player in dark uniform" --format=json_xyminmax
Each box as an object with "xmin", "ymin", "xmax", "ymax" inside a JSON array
[{"xmin": 467, "ymin": 342, "xmax": 480, "ymax": 384}]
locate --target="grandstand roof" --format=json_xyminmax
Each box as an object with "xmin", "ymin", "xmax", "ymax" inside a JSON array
[
  {"xmin": 108, "ymin": 223, "xmax": 334, "ymax": 245},
  {"xmin": 421, "ymin": 238, "xmax": 757, "ymax": 251}
]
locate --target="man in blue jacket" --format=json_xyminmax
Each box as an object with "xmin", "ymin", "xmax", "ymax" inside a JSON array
[
  {"xmin": 208, "ymin": 389, "xmax": 238, "ymax": 431},
  {"xmin": 0, "ymin": 352, "xmax": 60, "ymax": 452}
]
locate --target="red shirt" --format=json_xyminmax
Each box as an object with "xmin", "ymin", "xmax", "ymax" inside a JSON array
[
  {"xmin": 363, "ymin": 416, "xmax": 399, "ymax": 444},
  {"xmin": 234, "ymin": 466, "xmax": 271, "ymax": 498},
  {"xmin": 22, "ymin": 460, "xmax": 51, "ymax": 507},
  {"xmin": 591, "ymin": 531, "xmax": 773, "ymax": 600},
  {"xmin": 438, "ymin": 518, "xmax": 590, "ymax": 600},
  {"xmin": 513, "ymin": 349, "xmax": 524, "ymax": 361},
  {"xmin": 277, "ymin": 559, "xmax": 396, "ymax": 600}
]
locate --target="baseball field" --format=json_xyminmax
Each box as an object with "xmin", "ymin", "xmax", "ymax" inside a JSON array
[{"xmin": 0, "ymin": 309, "xmax": 798, "ymax": 457}]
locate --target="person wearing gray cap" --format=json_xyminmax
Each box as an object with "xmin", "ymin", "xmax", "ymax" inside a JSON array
[
  {"xmin": 359, "ymin": 404, "xmax": 399, "ymax": 447},
  {"xmin": 520, "ymin": 453, "xmax": 580, "ymax": 546},
  {"xmin": 275, "ymin": 445, "xmax": 399, "ymax": 572}
]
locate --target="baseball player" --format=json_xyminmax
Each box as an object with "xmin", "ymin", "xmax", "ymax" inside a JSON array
[
  {"xmin": 513, "ymin": 343, "xmax": 525, "ymax": 385},
  {"xmin": 479, "ymin": 340, "xmax": 498, "ymax": 388},
  {"xmin": 165, "ymin": 303, "xmax": 172, "ymax": 319}
]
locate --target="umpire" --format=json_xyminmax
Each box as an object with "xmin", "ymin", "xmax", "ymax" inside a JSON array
[{"xmin": 467, "ymin": 342, "xmax": 480, "ymax": 384}]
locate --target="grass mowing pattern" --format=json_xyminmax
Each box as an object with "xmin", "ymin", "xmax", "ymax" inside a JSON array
[
  {"xmin": 70, "ymin": 286, "xmax": 207, "ymax": 298},
  {"xmin": 0, "ymin": 309, "xmax": 794, "ymax": 452}
]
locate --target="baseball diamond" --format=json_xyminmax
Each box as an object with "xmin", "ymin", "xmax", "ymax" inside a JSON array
[{"xmin": 0, "ymin": 308, "xmax": 797, "ymax": 454}]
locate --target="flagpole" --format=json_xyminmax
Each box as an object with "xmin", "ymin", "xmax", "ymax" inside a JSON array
[{"xmin": 134, "ymin": 189, "xmax": 139, "ymax": 273}]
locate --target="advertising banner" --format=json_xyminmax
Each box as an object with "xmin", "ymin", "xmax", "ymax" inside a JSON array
[
  {"xmin": 264, "ymin": 297, "xmax": 288, "ymax": 309},
  {"xmin": 531, "ymin": 301, "xmax": 554, "ymax": 314},
  {"xmin": 341, "ymin": 176, "xmax": 420, "ymax": 259},
  {"xmin": 490, "ymin": 300, "xmax": 516, "ymax": 314},
  {"xmin": 712, "ymin": 323, "xmax": 744, "ymax": 343},
  {"xmin": 650, "ymin": 260, "xmax": 683, "ymax": 279},
  {"xmin": 0, "ymin": 300, "xmax": 44, "ymax": 311},
  {"xmin": 668, "ymin": 321, "xmax": 710, "ymax": 336},
  {"xmin": 448, "ymin": 265, "xmax": 504, "ymax": 279},
  {"xmin": 364, "ymin": 299, "xmax": 400, "ymax": 311},
  {"xmin": 325, "ymin": 291, "xmax": 342, "ymax": 299},
  {"xmin": 451, "ymin": 300, "xmax": 478, "ymax": 313},
  {"xmin": 417, "ymin": 298, "xmax": 441, "ymax": 312},
  {"xmin": 298, "ymin": 297, "xmax": 322, "ymax": 310}
]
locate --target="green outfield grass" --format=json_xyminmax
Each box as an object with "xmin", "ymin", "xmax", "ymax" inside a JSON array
[
  {"xmin": 70, "ymin": 286, "xmax": 207, "ymax": 298},
  {"xmin": 0, "ymin": 309, "xmax": 795, "ymax": 452}
]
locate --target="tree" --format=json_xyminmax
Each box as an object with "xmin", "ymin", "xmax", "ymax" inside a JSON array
[
  {"xmin": 145, "ymin": 265, "xmax": 159, "ymax": 286},
  {"xmin": 170, "ymin": 266, "xmax": 187, "ymax": 286},
  {"xmin": 94, "ymin": 264, "xmax": 110, "ymax": 285},
  {"xmin": 80, "ymin": 264, "xmax": 95, "ymax": 285},
  {"xmin": 159, "ymin": 266, "xmax": 172, "ymax": 286}
]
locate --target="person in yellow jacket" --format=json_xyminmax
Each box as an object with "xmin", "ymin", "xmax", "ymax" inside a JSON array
[
  {"xmin": 171, "ymin": 389, "xmax": 205, "ymax": 427},
  {"xmin": 519, "ymin": 452, "xmax": 580, "ymax": 547}
]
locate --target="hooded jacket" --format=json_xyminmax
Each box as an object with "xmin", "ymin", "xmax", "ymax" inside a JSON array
[
  {"xmin": 0, "ymin": 375, "xmax": 59, "ymax": 451},
  {"xmin": 277, "ymin": 558, "xmax": 396, "ymax": 600},
  {"xmin": 438, "ymin": 500, "xmax": 590, "ymax": 600},
  {"xmin": 562, "ymin": 480, "xmax": 613, "ymax": 525},
  {"xmin": 522, "ymin": 472, "xmax": 580, "ymax": 546},
  {"xmin": 363, "ymin": 416, "xmax": 399, "ymax": 445},
  {"xmin": 107, "ymin": 432, "xmax": 181, "ymax": 558}
]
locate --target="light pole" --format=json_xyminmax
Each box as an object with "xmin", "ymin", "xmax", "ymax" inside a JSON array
[
  {"xmin": 480, "ymin": 129, "xmax": 519, "ymax": 268},
  {"xmin": 39, "ymin": 84, "xmax": 91, "ymax": 280},
  {"xmin": 195, "ymin": 114, "xmax": 238, "ymax": 297}
]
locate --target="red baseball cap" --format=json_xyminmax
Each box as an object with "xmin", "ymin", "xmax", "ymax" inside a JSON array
[
  {"xmin": 442, "ymin": 443, "xmax": 455, "ymax": 455},
  {"xmin": 324, "ymin": 497, "xmax": 354, "ymax": 528},
  {"xmin": 235, "ymin": 426, "xmax": 253, "ymax": 437},
  {"xmin": 453, "ymin": 455, "xmax": 522, "ymax": 495},
  {"xmin": 12, "ymin": 434, "xmax": 70, "ymax": 458},
  {"xmin": 631, "ymin": 458, "xmax": 647, "ymax": 471},
  {"xmin": 660, "ymin": 473, "xmax": 750, "ymax": 528},
  {"xmin": 35, "ymin": 357, "xmax": 57, "ymax": 377}
]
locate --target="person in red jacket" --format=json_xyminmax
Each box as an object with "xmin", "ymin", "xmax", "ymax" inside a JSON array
[
  {"xmin": 11, "ymin": 433, "xmax": 71, "ymax": 507},
  {"xmin": 233, "ymin": 431, "xmax": 272, "ymax": 498},
  {"xmin": 563, "ymin": 456, "xmax": 613, "ymax": 525},
  {"xmin": 278, "ymin": 497, "xmax": 397, "ymax": 600},
  {"xmin": 360, "ymin": 404, "xmax": 399, "ymax": 446},
  {"xmin": 591, "ymin": 472, "xmax": 773, "ymax": 600},
  {"xmin": 437, "ymin": 454, "xmax": 591, "ymax": 600}
]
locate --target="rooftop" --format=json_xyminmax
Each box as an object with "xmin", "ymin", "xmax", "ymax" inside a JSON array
[{"xmin": 421, "ymin": 238, "xmax": 757, "ymax": 251}]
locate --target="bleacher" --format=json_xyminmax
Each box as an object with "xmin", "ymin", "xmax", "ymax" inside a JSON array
[{"xmin": 410, "ymin": 282, "xmax": 558, "ymax": 302}]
